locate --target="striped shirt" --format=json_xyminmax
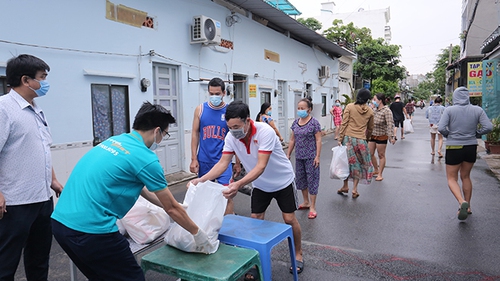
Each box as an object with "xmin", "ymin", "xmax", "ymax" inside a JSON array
[
  {"xmin": 0, "ymin": 90, "xmax": 53, "ymax": 205},
  {"xmin": 372, "ymin": 106, "xmax": 394, "ymax": 137}
]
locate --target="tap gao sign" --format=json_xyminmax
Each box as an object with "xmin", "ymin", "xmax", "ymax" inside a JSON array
[{"xmin": 468, "ymin": 62, "xmax": 493, "ymax": 96}]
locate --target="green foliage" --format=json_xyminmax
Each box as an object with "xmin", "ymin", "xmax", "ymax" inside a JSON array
[
  {"xmin": 371, "ymin": 78, "xmax": 399, "ymax": 97},
  {"xmin": 415, "ymin": 45, "xmax": 460, "ymax": 99},
  {"xmin": 341, "ymin": 94, "xmax": 352, "ymax": 107},
  {"xmin": 297, "ymin": 17, "xmax": 322, "ymax": 31},
  {"xmin": 323, "ymin": 19, "xmax": 372, "ymax": 46},
  {"xmin": 354, "ymin": 38, "xmax": 406, "ymax": 84},
  {"xmin": 487, "ymin": 116, "xmax": 500, "ymax": 143}
]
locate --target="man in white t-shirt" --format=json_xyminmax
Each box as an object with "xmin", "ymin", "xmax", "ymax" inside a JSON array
[{"xmin": 190, "ymin": 100, "xmax": 304, "ymax": 275}]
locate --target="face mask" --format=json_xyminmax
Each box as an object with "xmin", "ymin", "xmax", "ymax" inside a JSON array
[
  {"xmin": 149, "ymin": 132, "xmax": 158, "ymax": 151},
  {"xmin": 266, "ymin": 110, "xmax": 272, "ymax": 116},
  {"xmin": 335, "ymin": 103, "xmax": 340, "ymax": 107},
  {"xmin": 372, "ymin": 100, "xmax": 379, "ymax": 108},
  {"xmin": 297, "ymin": 110, "xmax": 308, "ymax": 118},
  {"xmin": 209, "ymin": 95, "xmax": 222, "ymax": 107},
  {"xmin": 29, "ymin": 79, "xmax": 50, "ymax": 97},
  {"xmin": 230, "ymin": 123, "xmax": 247, "ymax": 139}
]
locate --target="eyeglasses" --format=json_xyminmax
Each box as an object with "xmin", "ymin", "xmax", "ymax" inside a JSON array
[{"xmin": 162, "ymin": 129, "xmax": 171, "ymax": 140}]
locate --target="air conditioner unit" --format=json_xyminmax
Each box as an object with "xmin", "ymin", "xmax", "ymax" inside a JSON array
[
  {"xmin": 191, "ymin": 15, "xmax": 222, "ymax": 45},
  {"xmin": 318, "ymin": 65, "xmax": 330, "ymax": 78}
]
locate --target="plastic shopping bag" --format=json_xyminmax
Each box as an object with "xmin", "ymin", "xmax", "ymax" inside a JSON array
[
  {"xmin": 404, "ymin": 119, "xmax": 414, "ymax": 134},
  {"xmin": 164, "ymin": 181, "xmax": 227, "ymax": 254},
  {"xmin": 329, "ymin": 146, "xmax": 350, "ymax": 180},
  {"xmin": 120, "ymin": 196, "xmax": 170, "ymax": 244}
]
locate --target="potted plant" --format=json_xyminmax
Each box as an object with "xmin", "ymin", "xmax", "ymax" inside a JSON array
[{"xmin": 485, "ymin": 116, "xmax": 500, "ymax": 154}]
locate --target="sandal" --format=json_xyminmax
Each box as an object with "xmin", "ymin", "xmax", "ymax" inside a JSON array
[
  {"xmin": 352, "ymin": 192, "xmax": 359, "ymax": 199},
  {"xmin": 289, "ymin": 259, "xmax": 304, "ymax": 274},
  {"xmin": 297, "ymin": 204, "xmax": 310, "ymax": 210},
  {"xmin": 337, "ymin": 188, "xmax": 348, "ymax": 195},
  {"xmin": 244, "ymin": 267, "xmax": 260, "ymax": 281},
  {"xmin": 438, "ymin": 152, "xmax": 443, "ymax": 158},
  {"xmin": 458, "ymin": 201, "xmax": 469, "ymax": 220},
  {"xmin": 308, "ymin": 211, "xmax": 317, "ymax": 219}
]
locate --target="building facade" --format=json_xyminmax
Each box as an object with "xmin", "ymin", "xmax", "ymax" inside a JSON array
[{"xmin": 0, "ymin": 0, "xmax": 352, "ymax": 185}]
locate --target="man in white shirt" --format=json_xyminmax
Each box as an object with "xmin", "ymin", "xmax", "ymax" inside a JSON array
[
  {"xmin": 0, "ymin": 54, "xmax": 64, "ymax": 280},
  {"xmin": 190, "ymin": 100, "xmax": 304, "ymax": 275}
]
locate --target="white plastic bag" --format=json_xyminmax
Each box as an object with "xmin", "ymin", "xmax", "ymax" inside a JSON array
[
  {"xmin": 164, "ymin": 181, "xmax": 227, "ymax": 254},
  {"xmin": 404, "ymin": 119, "xmax": 414, "ymax": 134},
  {"xmin": 330, "ymin": 146, "xmax": 350, "ymax": 180},
  {"xmin": 120, "ymin": 196, "xmax": 170, "ymax": 244}
]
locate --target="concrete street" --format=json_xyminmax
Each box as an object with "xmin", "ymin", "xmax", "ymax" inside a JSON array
[{"xmin": 16, "ymin": 107, "xmax": 500, "ymax": 280}]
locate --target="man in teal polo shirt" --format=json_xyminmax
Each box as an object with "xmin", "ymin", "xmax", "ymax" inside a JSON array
[{"xmin": 52, "ymin": 102, "xmax": 210, "ymax": 281}]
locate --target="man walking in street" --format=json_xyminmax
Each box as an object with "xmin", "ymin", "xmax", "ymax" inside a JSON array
[
  {"xmin": 390, "ymin": 94, "xmax": 408, "ymax": 140},
  {"xmin": 0, "ymin": 54, "xmax": 64, "ymax": 280},
  {"xmin": 190, "ymin": 101, "xmax": 304, "ymax": 277},
  {"xmin": 189, "ymin": 77, "xmax": 240, "ymax": 213}
]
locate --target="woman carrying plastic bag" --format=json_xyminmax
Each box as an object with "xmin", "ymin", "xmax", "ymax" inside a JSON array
[{"xmin": 330, "ymin": 145, "xmax": 349, "ymax": 180}]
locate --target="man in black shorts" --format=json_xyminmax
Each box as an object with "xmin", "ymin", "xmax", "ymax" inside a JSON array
[
  {"xmin": 189, "ymin": 101, "xmax": 304, "ymax": 275},
  {"xmin": 390, "ymin": 95, "xmax": 408, "ymax": 140}
]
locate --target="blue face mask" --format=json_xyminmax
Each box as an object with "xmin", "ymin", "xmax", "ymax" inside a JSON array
[
  {"xmin": 149, "ymin": 131, "xmax": 159, "ymax": 151},
  {"xmin": 297, "ymin": 110, "xmax": 308, "ymax": 118},
  {"xmin": 209, "ymin": 95, "xmax": 222, "ymax": 107},
  {"xmin": 372, "ymin": 100, "xmax": 379, "ymax": 108},
  {"xmin": 335, "ymin": 103, "xmax": 341, "ymax": 107},
  {"xmin": 266, "ymin": 110, "xmax": 272, "ymax": 116},
  {"xmin": 29, "ymin": 79, "xmax": 50, "ymax": 97}
]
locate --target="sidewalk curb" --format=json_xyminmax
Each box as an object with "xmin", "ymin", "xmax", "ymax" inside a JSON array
[{"xmin": 478, "ymin": 139, "xmax": 500, "ymax": 181}]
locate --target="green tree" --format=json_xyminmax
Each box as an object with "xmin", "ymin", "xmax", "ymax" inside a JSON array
[
  {"xmin": 323, "ymin": 19, "xmax": 372, "ymax": 47},
  {"xmin": 354, "ymin": 38, "xmax": 406, "ymax": 90},
  {"xmin": 371, "ymin": 78, "xmax": 399, "ymax": 96},
  {"xmin": 297, "ymin": 17, "xmax": 322, "ymax": 31}
]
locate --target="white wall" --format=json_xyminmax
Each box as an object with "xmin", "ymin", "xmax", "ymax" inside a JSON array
[{"xmin": 0, "ymin": 0, "xmax": 342, "ymax": 175}]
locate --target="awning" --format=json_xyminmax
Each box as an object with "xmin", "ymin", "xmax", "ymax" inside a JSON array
[{"xmin": 264, "ymin": 0, "xmax": 301, "ymax": 16}]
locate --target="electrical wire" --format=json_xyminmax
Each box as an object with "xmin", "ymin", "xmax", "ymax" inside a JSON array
[{"xmin": 0, "ymin": 39, "xmax": 148, "ymax": 57}]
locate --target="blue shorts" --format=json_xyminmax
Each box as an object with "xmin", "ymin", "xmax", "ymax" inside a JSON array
[{"xmin": 198, "ymin": 161, "xmax": 232, "ymax": 185}]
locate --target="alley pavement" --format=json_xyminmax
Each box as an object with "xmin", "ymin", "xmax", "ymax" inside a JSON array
[{"xmin": 15, "ymin": 107, "xmax": 500, "ymax": 280}]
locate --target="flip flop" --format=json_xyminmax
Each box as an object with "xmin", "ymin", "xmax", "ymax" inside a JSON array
[
  {"xmin": 297, "ymin": 204, "xmax": 310, "ymax": 210},
  {"xmin": 458, "ymin": 201, "xmax": 469, "ymax": 220},
  {"xmin": 438, "ymin": 152, "xmax": 443, "ymax": 158},
  {"xmin": 289, "ymin": 259, "xmax": 304, "ymax": 274},
  {"xmin": 308, "ymin": 211, "xmax": 317, "ymax": 219},
  {"xmin": 244, "ymin": 267, "xmax": 260, "ymax": 281},
  {"xmin": 375, "ymin": 176, "xmax": 383, "ymax": 181}
]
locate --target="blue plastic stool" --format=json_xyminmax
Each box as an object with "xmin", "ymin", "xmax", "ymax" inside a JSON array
[{"xmin": 218, "ymin": 214, "xmax": 299, "ymax": 281}]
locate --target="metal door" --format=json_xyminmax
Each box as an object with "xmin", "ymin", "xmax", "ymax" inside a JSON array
[
  {"xmin": 153, "ymin": 64, "xmax": 182, "ymax": 174},
  {"xmin": 277, "ymin": 81, "xmax": 287, "ymax": 140}
]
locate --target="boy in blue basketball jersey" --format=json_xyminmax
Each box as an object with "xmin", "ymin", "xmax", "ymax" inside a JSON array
[{"xmin": 190, "ymin": 78, "xmax": 239, "ymax": 213}]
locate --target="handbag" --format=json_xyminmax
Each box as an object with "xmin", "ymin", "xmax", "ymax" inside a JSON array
[
  {"xmin": 164, "ymin": 181, "xmax": 227, "ymax": 254},
  {"xmin": 329, "ymin": 146, "xmax": 349, "ymax": 180}
]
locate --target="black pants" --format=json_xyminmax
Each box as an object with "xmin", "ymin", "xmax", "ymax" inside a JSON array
[
  {"xmin": 0, "ymin": 199, "xmax": 53, "ymax": 281},
  {"xmin": 51, "ymin": 219, "xmax": 144, "ymax": 281}
]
